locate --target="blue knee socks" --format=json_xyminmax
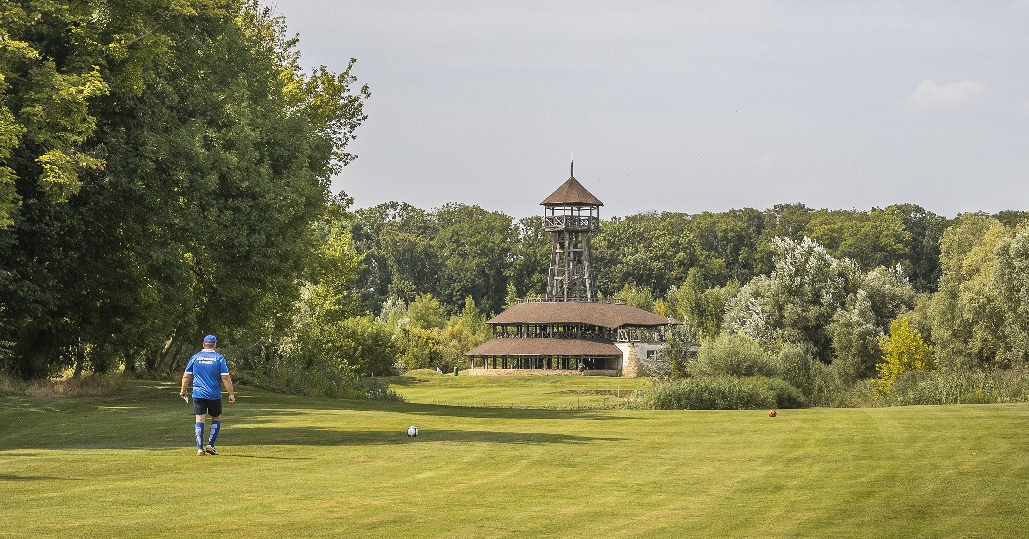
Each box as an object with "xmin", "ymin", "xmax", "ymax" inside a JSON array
[
  {"xmin": 208, "ymin": 420, "xmax": 221, "ymax": 448},
  {"xmin": 194, "ymin": 422, "xmax": 204, "ymax": 451}
]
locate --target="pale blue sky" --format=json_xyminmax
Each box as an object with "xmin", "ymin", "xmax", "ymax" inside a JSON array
[{"xmin": 265, "ymin": 1, "xmax": 1029, "ymax": 218}]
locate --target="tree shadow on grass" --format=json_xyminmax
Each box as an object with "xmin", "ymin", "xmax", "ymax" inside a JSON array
[
  {"xmin": 0, "ymin": 474, "xmax": 84, "ymax": 481},
  {"xmin": 219, "ymin": 454, "xmax": 315, "ymax": 460},
  {"xmin": 401, "ymin": 402, "xmax": 637, "ymax": 421},
  {"xmin": 230, "ymin": 426, "xmax": 626, "ymax": 447},
  {"xmin": 235, "ymin": 400, "xmax": 635, "ymax": 423},
  {"xmin": 0, "ymin": 426, "xmax": 624, "ymax": 452}
]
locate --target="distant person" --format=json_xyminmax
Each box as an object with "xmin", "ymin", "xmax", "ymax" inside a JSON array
[
  {"xmin": 578, "ymin": 361, "xmax": 585, "ymax": 374},
  {"xmin": 180, "ymin": 334, "xmax": 235, "ymax": 456}
]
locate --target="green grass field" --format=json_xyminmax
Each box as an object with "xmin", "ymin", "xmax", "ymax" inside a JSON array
[
  {"xmin": 386, "ymin": 371, "xmax": 652, "ymax": 407},
  {"xmin": 2, "ymin": 376, "xmax": 1028, "ymax": 538}
]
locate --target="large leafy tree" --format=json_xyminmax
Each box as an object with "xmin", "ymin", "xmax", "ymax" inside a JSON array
[
  {"xmin": 506, "ymin": 215, "xmax": 549, "ymax": 302},
  {"xmin": 593, "ymin": 212, "xmax": 667, "ymax": 295},
  {"xmin": 0, "ymin": 0, "xmax": 110, "ymax": 228},
  {"xmin": 689, "ymin": 208, "xmax": 767, "ymax": 284},
  {"xmin": 725, "ymin": 236, "xmax": 915, "ymax": 364},
  {"xmin": 725, "ymin": 236, "xmax": 861, "ymax": 360},
  {"xmin": 926, "ymin": 215, "xmax": 1029, "ymax": 370},
  {"xmin": 350, "ymin": 202, "xmax": 440, "ymax": 311},
  {"xmin": 804, "ymin": 208, "xmax": 911, "ymax": 272},
  {"xmin": 350, "ymin": 202, "xmax": 520, "ymax": 316},
  {"xmin": 0, "ymin": 0, "xmax": 368, "ymax": 378},
  {"xmin": 928, "ymin": 214, "xmax": 1007, "ymax": 370},
  {"xmin": 884, "ymin": 204, "xmax": 948, "ymax": 293},
  {"xmin": 665, "ymin": 269, "xmax": 739, "ymax": 339},
  {"xmin": 433, "ymin": 203, "xmax": 517, "ymax": 315},
  {"xmin": 993, "ymin": 223, "xmax": 1029, "ymax": 368},
  {"xmin": 594, "ymin": 210, "xmax": 768, "ymax": 299}
]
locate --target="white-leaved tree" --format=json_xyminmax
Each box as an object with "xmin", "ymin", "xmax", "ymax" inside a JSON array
[
  {"xmin": 992, "ymin": 222, "xmax": 1029, "ymax": 368},
  {"xmin": 725, "ymin": 236, "xmax": 915, "ymax": 370}
]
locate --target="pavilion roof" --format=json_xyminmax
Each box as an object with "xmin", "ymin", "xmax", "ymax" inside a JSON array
[
  {"xmin": 465, "ymin": 338, "xmax": 621, "ymax": 357},
  {"xmin": 487, "ymin": 301, "xmax": 672, "ymax": 328}
]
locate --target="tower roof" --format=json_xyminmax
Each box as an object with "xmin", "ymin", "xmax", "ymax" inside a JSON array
[{"xmin": 540, "ymin": 177, "xmax": 604, "ymax": 207}]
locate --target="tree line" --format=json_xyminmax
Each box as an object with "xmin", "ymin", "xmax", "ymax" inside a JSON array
[{"xmin": 347, "ymin": 202, "xmax": 964, "ymax": 315}]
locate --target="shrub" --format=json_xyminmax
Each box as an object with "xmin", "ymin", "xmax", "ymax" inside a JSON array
[
  {"xmin": 0, "ymin": 373, "xmax": 23, "ymax": 395},
  {"xmin": 398, "ymin": 326, "xmax": 446, "ymax": 372},
  {"xmin": 874, "ymin": 316, "xmax": 933, "ymax": 395},
  {"xmin": 803, "ymin": 360, "xmax": 877, "ymax": 408},
  {"xmin": 239, "ymin": 362, "xmax": 405, "ymax": 402},
  {"xmin": 772, "ymin": 343, "xmax": 815, "ymax": 397},
  {"xmin": 808, "ymin": 361, "xmax": 848, "ymax": 407},
  {"xmin": 230, "ymin": 340, "xmax": 405, "ymax": 402},
  {"xmin": 639, "ymin": 376, "xmax": 807, "ymax": 410},
  {"xmin": 654, "ymin": 324, "xmax": 699, "ymax": 379},
  {"xmin": 691, "ymin": 332, "xmax": 776, "ymax": 378},
  {"xmin": 335, "ymin": 315, "xmax": 399, "ymax": 376}
]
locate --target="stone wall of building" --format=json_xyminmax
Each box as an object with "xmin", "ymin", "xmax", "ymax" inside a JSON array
[{"xmin": 622, "ymin": 343, "xmax": 641, "ymax": 378}]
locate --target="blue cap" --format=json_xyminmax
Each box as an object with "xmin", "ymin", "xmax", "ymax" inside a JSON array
[{"xmin": 203, "ymin": 334, "xmax": 217, "ymax": 344}]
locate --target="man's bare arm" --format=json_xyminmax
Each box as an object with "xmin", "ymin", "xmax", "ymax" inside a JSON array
[
  {"xmin": 221, "ymin": 374, "xmax": 235, "ymax": 403},
  {"xmin": 180, "ymin": 373, "xmax": 192, "ymax": 398}
]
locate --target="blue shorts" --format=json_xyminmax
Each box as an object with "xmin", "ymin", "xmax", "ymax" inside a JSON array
[{"xmin": 193, "ymin": 398, "xmax": 223, "ymax": 417}]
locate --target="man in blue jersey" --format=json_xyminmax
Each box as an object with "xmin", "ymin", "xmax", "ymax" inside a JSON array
[{"xmin": 180, "ymin": 334, "xmax": 236, "ymax": 456}]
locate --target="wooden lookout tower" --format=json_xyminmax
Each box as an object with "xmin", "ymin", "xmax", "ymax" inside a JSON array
[
  {"xmin": 465, "ymin": 164, "xmax": 675, "ymax": 377},
  {"xmin": 541, "ymin": 162, "xmax": 602, "ymax": 302}
]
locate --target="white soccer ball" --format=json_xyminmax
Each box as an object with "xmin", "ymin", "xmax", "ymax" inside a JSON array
[{"xmin": 407, "ymin": 425, "xmax": 418, "ymax": 437}]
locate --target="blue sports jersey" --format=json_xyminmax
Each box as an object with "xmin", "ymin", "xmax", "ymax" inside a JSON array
[{"xmin": 184, "ymin": 350, "xmax": 229, "ymax": 400}]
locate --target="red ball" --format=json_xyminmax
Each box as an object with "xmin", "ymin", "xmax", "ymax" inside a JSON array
[{"xmin": 768, "ymin": 409, "xmax": 777, "ymax": 417}]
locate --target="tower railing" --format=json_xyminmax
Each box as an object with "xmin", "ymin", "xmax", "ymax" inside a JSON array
[
  {"xmin": 518, "ymin": 297, "xmax": 626, "ymax": 304},
  {"xmin": 543, "ymin": 215, "xmax": 598, "ymax": 231},
  {"xmin": 616, "ymin": 328, "xmax": 668, "ymax": 342}
]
